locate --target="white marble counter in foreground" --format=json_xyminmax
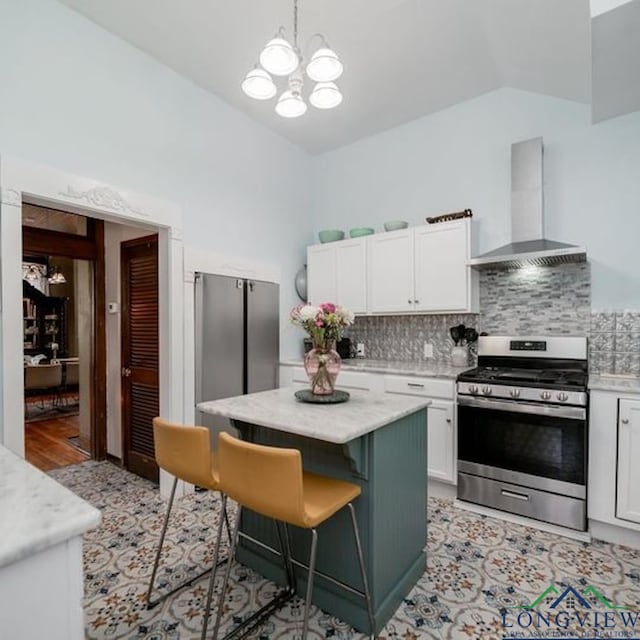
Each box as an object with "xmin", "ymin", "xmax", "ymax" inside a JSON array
[
  {"xmin": 198, "ymin": 386, "xmax": 430, "ymax": 444},
  {"xmin": 281, "ymin": 358, "xmax": 468, "ymax": 379},
  {"xmin": 589, "ymin": 374, "xmax": 640, "ymax": 394},
  {"xmin": 0, "ymin": 444, "xmax": 101, "ymax": 568}
]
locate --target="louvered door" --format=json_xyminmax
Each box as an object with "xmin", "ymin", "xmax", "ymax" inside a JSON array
[{"xmin": 121, "ymin": 235, "xmax": 159, "ymax": 482}]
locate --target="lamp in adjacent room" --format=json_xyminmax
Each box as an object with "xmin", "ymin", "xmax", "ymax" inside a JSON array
[{"xmin": 47, "ymin": 266, "xmax": 67, "ymax": 285}]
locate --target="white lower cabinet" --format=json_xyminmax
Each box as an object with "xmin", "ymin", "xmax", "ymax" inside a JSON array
[
  {"xmin": 279, "ymin": 365, "xmax": 383, "ymax": 392},
  {"xmin": 589, "ymin": 390, "xmax": 640, "ymax": 532},
  {"xmin": 279, "ymin": 365, "xmax": 456, "ymax": 483},
  {"xmin": 424, "ymin": 400, "xmax": 455, "ymax": 483},
  {"xmin": 383, "ymin": 375, "xmax": 456, "ymax": 483},
  {"xmin": 616, "ymin": 398, "xmax": 640, "ymax": 524}
]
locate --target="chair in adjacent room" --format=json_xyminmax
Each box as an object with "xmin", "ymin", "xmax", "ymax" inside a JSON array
[
  {"xmin": 24, "ymin": 363, "xmax": 63, "ymax": 412},
  {"xmin": 201, "ymin": 431, "xmax": 375, "ymax": 640},
  {"xmin": 62, "ymin": 361, "xmax": 79, "ymax": 407},
  {"xmin": 147, "ymin": 417, "xmax": 230, "ymax": 609}
]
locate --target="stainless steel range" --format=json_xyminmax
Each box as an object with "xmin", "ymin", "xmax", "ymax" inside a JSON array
[{"xmin": 456, "ymin": 336, "xmax": 588, "ymax": 531}]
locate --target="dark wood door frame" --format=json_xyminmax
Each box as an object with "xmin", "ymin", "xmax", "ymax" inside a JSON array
[{"xmin": 22, "ymin": 220, "xmax": 107, "ymax": 460}]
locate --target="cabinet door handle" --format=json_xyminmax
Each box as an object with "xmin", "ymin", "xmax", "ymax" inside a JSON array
[
  {"xmin": 407, "ymin": 299, "xmax": 413, "ymax": 304},
  {"xmin": 501, "ymin": 489, "xmax": 529, "ymax": 501},
  {"xmin": 407, "ymin": 382, "xmax": 425, "ymax": 388},
  {"xmin": 446, "ymin": 418, "xmax": 452, "ymax": 423},
  {"xmin": 414, "ymin": 299, "xmax": 420, "ymax": 304},
  {"xmin": 621, "ymin": 418, "xmax": 630, "ymax": 424}
]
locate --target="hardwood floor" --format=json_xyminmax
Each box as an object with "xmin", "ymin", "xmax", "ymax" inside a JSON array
[{"xmin": 25, "ymin": 415, "xmax": 89, "ymax": 471}]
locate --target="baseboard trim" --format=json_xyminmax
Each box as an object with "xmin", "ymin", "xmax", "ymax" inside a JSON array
[
  {"xmin": 427, "ymin": 478, "xmax": 457, "ymax": 500},
  {"xmin": 589, "ymin": 519, "xmax": 640, "ymax": 549}
]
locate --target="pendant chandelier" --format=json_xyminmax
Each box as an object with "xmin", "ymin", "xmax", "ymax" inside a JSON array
[
  {"xmin": 48, "ymin": 266, "xmax": 67, "ymax": 285},
  {"xmin": 242, "ymin": 0, "xmax": 343, "ymax": 118}
]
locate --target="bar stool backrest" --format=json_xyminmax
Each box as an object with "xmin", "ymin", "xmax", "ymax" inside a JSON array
[
  {"xmin": 152, "ymin": 418, "xmax": 217, "ymax": 488},
  {"xmin": 218, "ymin": 432, "xmax": 306, "ymax": 527}
]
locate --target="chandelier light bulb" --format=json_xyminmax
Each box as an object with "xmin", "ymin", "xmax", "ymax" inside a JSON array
[
  {"xmin": 310, "ymin": 81, "xmax": 343, "ymax": 109},
  {"xmin": 275, "ymin": 89, "xmax": 307, "ymax": 118},
  {"xmin": 241, "ymin": 67, "xmax": 277, "ymax": 100},
  {"xmin": 259, "ymin": 37, "xmax": 299, "ymax": 76},
  {"xmin": 306, "ymin": 47, "xmax": 343, "ymax": 82}
]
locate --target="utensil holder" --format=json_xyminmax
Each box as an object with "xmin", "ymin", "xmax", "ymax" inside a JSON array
[{"xmin": 451, "ymin": 346, "xmax": 468, "ymax": 367}]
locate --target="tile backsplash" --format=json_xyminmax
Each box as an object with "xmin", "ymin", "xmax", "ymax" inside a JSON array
[
  {"xmin": 590, "ymin": 311, "xmax": 640, "ymax": 376},
  {"xmin": 479, "ymin": 263, "xmax": 591, "ymax": 336},
  {"xmin": 343, "ymin": 261, "xmax": 640, "ymax": 376},
  {"xmin": 345, "ymin": 314, "xmax": 479, "ymax": 364}
]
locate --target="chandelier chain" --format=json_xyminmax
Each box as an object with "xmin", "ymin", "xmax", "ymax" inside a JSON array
[{"xmin": 293, "ymin": 0, "xmax": 299, "ymax": 49}]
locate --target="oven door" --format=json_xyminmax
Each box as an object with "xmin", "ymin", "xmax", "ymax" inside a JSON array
[{"xmin": 457, "ymin": 395, "xmax": 587, "ymax": 495}]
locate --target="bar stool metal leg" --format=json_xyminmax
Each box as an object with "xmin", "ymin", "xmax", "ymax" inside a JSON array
[
  {"xmin": 277, "ymin": 522, "xmax": 296, "ymax": 589},
  {"xmin": 202, "ymin": 494, "xmax": 233, "ymax": 640},
  {"xmin": 146, "ymin": 477, "xmax": 178, "ymax": 607},
  {"xmin": 301, "ymin": 528, "xmax": 318, "ymax": 639},
  {"xmin": 348, "ymin": 503, "xmax": 376, "ymax": 638},
  {"xmin": 148, "ymin": 481, "xmax": 230, "ymax": 610},
  {"xmin": 209, "ymin": 504, "xmax": 243, "ymax": 640}
]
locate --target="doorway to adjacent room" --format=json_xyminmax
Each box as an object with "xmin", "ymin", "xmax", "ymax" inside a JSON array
[{"xmin": 22, "ymin": 204, "xmax": 105, "ymax": 471}]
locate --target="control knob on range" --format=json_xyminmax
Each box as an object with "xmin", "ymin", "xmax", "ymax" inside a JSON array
[
  {"xmin": 468, "ymin": 385, "xmax": 479, "ymax": 395},
  {"xmin": 482, "ymin": 385, "xmax": 493, "ymax": 396},
  {"xmin": 557, "ymin": 392, "xmax": 569, "ymax": 402},
  {"xmin": 510, "ymin": 389, "xmax": 520, "ymax": 398},
  {"xmin": 540, "ymin": 390, "xmax": 552, "ymax": 400}
]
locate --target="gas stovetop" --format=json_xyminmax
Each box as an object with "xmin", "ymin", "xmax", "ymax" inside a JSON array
[
  {"xmin": 456, "ymin": 335, "xmax": 589, "ymax": 407},
  {"xmin": 457, "ymin": 366, "xmax": 587, "ymax": 390}
]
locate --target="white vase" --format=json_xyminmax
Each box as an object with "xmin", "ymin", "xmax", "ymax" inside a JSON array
[{"xmin": 451, "ymin": 346, "xmax": 468, "ymax": 367}]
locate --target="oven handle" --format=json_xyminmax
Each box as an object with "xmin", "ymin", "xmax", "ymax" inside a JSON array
[{"xmin": 457, "ymin": 395, "xmax": 586, "ymax": 420}]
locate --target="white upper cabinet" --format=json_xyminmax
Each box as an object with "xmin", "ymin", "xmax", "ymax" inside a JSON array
[
  {"xmin": 307, "ymin": 238, "xmax": 367, "ymax": 312},
  {"xmin": 414, "ymin": 221, "xmax": 472, "ymax": 312},
  {"xmin": 617, "ymin": 398, "xmax": 640, "ymax": 524},
  {"xmin": 335, "ymin": 240, "xmax": 368, "ymax": 313},
  {"xmin": 307, "ymin": 220, "xmax": 477, "ymax": 315},
  {"xmin": 369, "ymin": 230, "xmax": 414, "ymax": 313},
  {"xmin": 307, "ymin": 244, "xmax": 336, "ymax": 305}
]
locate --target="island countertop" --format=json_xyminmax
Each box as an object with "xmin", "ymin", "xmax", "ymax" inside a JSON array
[
  {"xmin": 0, "ymin": 444, "xmax": 101, "ymax": 568},
  {"xmin": 197, "ymin": 386, "xmax": 430, "ymax": 444}
]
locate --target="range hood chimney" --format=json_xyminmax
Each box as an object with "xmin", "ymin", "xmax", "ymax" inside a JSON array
[{"xmin": 469, "ymin": 137, "xmax": 586, "ymax": 269}]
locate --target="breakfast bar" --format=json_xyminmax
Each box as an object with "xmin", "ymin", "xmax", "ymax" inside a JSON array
[{"xmin": 198, "ymin": 387, "xmax": 430, "ymax": 635}]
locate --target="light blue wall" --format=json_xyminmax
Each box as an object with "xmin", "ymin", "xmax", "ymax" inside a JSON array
[
  {"xmin": 312, "ymin": 89, "xmax": 640, "ymax": 310},
  {"xmin": 0, "ymin": 0, "xmax": 315, "ymax": 358}
]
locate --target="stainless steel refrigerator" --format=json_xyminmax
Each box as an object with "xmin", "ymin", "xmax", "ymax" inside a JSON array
[{"xmin": 194, "ymin": 273, "xmax": 279, "ymax": 441}]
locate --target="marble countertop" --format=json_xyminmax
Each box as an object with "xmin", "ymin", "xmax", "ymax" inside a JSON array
[
  {"xmin": 198, "ymin": 387, "xmax": 430, "ymax": 444},
  {"xmin": 589, "ymin": 375, "xmax": 640, "ymax": 394},
  {"xmin": 280, "ymin": 358, "xmax": 468, "ymax": 380},
  {"xmin": 0, "ymin": 445, "xmax": 101, "ymax": 569}
]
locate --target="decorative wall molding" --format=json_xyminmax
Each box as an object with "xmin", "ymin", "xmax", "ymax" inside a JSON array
[
  {"xmin": 0, "ymin": 188, "xmax": 21, "ymax": 207},
  {"xmin": 59, "ymin": 185, "xmax": 150, "ymax": 218}
]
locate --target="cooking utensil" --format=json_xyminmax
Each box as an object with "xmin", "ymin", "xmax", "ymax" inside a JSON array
[
  {"xmin": 449, "ymin": 325, "xmax": 463, "ymax": 345},
  {"xmin": 464, "ymin": 327, "xmax": 478, "ymax": 344}
]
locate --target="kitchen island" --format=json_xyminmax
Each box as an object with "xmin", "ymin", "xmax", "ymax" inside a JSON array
[{"xmin": 198, "ymin": 386, "xmax": 430, "ymax": 635}]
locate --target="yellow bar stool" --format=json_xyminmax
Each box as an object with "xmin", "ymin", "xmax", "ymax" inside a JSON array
[
  {"xmin": 201, "ymin": 431, "xmax": 375, "ymax": 640},
  {"xmin": 146, "ymin": 417, "xmax": 230, "ymax": 609}
]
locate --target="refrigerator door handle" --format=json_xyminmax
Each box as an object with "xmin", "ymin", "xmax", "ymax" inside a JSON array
[{"xmin": 194, "ymin": 274, "xmax": 204, "ymax": 406}]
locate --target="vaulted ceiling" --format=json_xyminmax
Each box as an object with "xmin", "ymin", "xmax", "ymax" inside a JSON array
[{"xmin": 59, "ymin": 0, "xmax": 594, "ymax": 153}]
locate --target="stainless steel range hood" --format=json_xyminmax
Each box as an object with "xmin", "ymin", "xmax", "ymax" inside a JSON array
[{"xmin": 469, "ymin": 137, "xmax": 586, "ymax": 269}]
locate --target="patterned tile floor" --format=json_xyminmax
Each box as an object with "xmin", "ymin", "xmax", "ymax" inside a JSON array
[{"xmin": 49, "ymin": 461, "xmax": 640, "ymax": 640}]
